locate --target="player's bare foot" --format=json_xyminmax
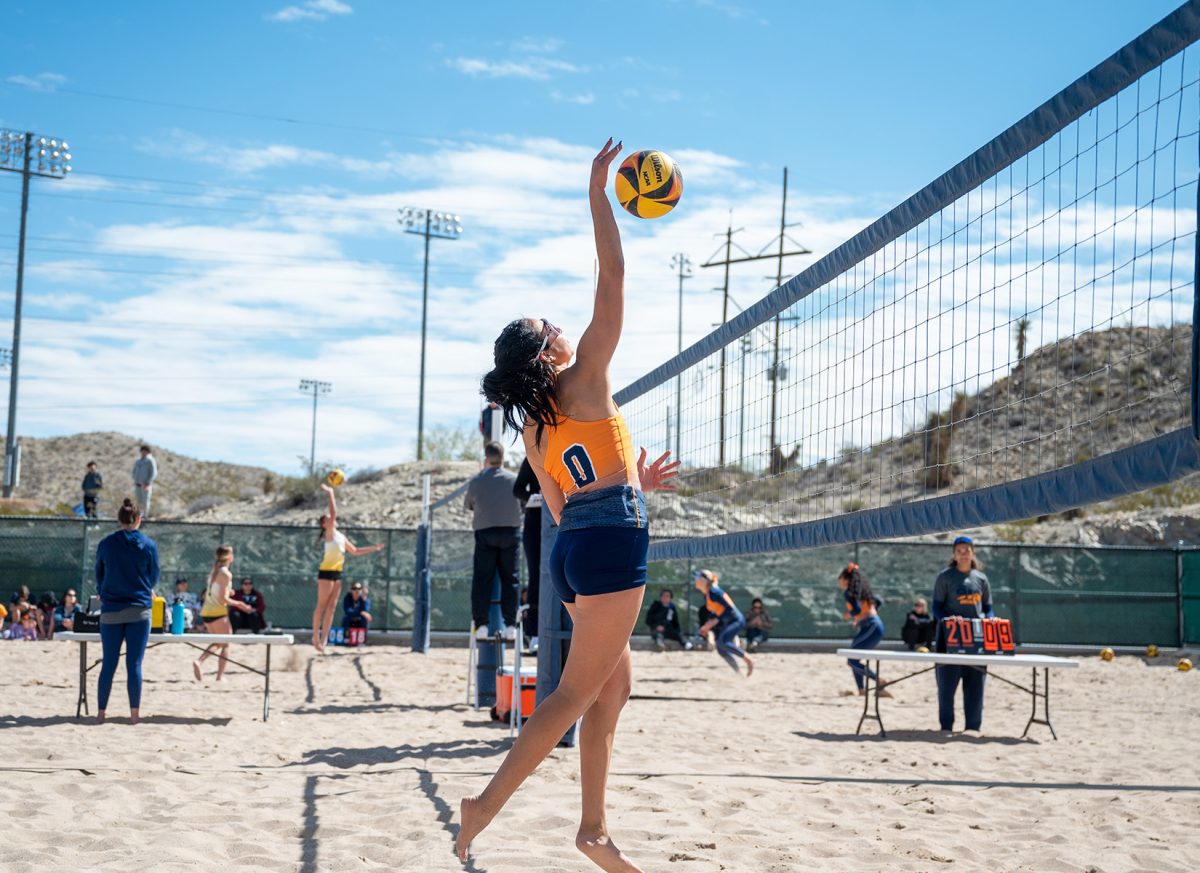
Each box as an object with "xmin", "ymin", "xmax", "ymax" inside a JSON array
[
  {"xmin": 192, "ymin": 660, "xmax": 202, "ymax": 681},
  {"xmin": 130, "ymin": 709, "xmax": 140, "ymax": 725},
  {"xmin": 96, "ymin": 711, "xmax": 106, "ymax": 724},
  {"xmin": 456, "ymin": 795, "xmax": 490, "ymax": 862},
  {"xmin": 744, "ymin": 656, "xmax": 755, "ymax": 677},
  {"xmin": 576, "ymin": 828, "xmax": 644, "ymax": 872}
]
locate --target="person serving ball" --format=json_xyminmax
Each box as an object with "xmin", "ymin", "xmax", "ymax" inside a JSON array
[
  {"xmin": 312, "ymin": 480, "xmax": 383, "ymax": 653},
  {"xmin": 456, "ymin": 138, "xmax": 681, "ymax": 871}
]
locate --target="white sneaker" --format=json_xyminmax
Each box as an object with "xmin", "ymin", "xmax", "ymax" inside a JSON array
[
  {"xmin": 503, "ymin": 625, "xmax": 517, "ymax": 642},
  {"xmin": 474, "ymin": 625, "xmax": 490, "ymax": 640},
  {"xmin": 528, "ymin": 636, "xmax": 539, "ymax": 653}
]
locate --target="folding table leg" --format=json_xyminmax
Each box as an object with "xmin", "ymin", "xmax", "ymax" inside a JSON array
[
  {"xmin": 76, "ymin": 641, "xmax": 89, "ymax": 718},
  {"xmin": 263, "ymin": 645, "xmax": 272, "ymax": 722}
]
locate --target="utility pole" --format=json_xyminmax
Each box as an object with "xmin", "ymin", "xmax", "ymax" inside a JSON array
[
  {"xmin": 398, "ymin": 207, "xmax": 463, "ymax": 461},
  {"xmin": 0, "ymin": 130, "xmax": 71, "ymax": 497},
  {"xmin": 669, "ymin": 253, "xmax": 692, "ymax": 461},
  {"xmin": 768, "ymin": 168, "xmax": 811, "ymax": 458},
  {"xmin": 298, "ymin": 379, "xmax": 331, "ymax": 475},
  {"xmin": 700, "ymin": 175, "xmax": 810, "ymax": 470}
]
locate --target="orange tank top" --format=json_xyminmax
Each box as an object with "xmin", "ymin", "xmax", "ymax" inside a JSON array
[{"xmin": 543, "ymin": 410, "xmax": 640, "ymax": 499}]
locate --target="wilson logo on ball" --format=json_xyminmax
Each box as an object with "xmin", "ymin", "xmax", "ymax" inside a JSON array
[{"xmin": 615, "ymin": 149, "xmax": 682, "ymax": 219}]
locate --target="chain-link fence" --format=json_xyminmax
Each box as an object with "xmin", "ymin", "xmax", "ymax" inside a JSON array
[{"xmin": 1, "ymin": 516, "xmax": 1194, "ymax": 646}]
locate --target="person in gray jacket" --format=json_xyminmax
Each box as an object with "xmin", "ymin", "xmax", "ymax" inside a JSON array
[
  {"xmin": 465, "ymin": 441, "xmax": 523, "ymax": 640},
  {"xmin": 131, "ymin": 445, "xmax": 157, "ymax": 518}
]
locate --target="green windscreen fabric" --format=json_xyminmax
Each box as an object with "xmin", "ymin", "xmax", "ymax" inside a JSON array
[{"xmin": 0, "ymin": 517, "xmax": 1188, "ymax": 644}]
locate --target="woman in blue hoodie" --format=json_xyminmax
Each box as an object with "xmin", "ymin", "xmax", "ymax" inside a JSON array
[{"xmin": 94, "ymin": 497, "xmax": 160, "ymax": 724}]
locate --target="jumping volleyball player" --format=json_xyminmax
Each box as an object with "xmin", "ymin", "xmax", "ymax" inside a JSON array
[
  {"xmin": 457, "ymin": 138, "xmax": 680, "ymax": 871},
  {"xmin": 312, "ymin": 482, "xmax": 384, "ymax": 652}
]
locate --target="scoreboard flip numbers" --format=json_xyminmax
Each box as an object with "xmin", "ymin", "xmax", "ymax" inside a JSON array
[{"xmin": 942, "ymin": 617, "xmax": 1015, "ymax": 655}]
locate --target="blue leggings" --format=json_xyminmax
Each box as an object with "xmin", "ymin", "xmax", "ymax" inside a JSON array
[
  {"xmin": 98, "ymin": 620, "xmax": 151, "ymax": 710},
  {"xmin": 848, "ymin": 615, "xmax": 884, "ymax": 689},
  {"xmin": 715, "ymin": 617, "xmax": 748, "ymax": 671}
]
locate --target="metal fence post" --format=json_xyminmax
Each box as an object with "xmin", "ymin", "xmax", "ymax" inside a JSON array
[
  {"xmin": 383, "ymin": 529, "xmax": 393, "ymax": 633},
  {"xmin": 412, "ymin": 474, "xmax": 432, "ymax": 653},
  {"xmin": 1175, "ymin": 539, "xmax": 1185, "ymax": 648},
  {"xmin": 1012, "ymin": 545, "xmax": 1022, "ymax": 643}
]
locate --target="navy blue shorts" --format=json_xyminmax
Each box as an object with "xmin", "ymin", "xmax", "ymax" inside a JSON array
[{"xmin": 550, "ymin": 526, "xmax": 649, "ymax": 603}]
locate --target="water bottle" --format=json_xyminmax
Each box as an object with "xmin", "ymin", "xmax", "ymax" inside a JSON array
[{"xmin": 171, "ymin": 601, "xmax": 185, "ymax": 634}]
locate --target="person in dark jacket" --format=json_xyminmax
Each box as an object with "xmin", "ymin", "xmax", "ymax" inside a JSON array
[
  {"xmin": 513, "ymin": 457, "xmax": 542, "ymax": 651},
  {"xmin": 94, "ymin": 498, "xmax": 160, "ymax": 724},
  {"xmin": 646, "ymin": 588, "xmax": 690, "ymax": 651},
  {"xmin": 932, "ymin": 536, "xmax": 994, "ymax": 733},
  {"xmin": 82, "ymin": 461, "xmax": 103, "ymax": 519},
  {"xmin": 229, "ymin": 577, "xmax": 267, "ymax": 632},
  {"xmin": 341, "ymin": 583, "xmax": 372, "ymax": 631},
  {"xmin": 901, "ymin": 597, "xmax": 937, "ymax": 651}
]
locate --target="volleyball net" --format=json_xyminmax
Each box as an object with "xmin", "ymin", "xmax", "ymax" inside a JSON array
[{"xmin": 618, "ymin": 3, "xmax": 1200, "ymax": 561}]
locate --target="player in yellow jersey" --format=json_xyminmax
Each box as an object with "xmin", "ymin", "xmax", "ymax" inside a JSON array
[
  {"xmin": 458, "ymin": 138, "xmax": 679, "ymax": 872},
  {"xmin": 312, "ymin": 482, "xmax": 384, "ymax": 652}
]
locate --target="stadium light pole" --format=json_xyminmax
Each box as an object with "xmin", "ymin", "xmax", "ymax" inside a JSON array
[
  {"xmin": 670, "ymin": 253, "xmax": 692, "ymax": 461},
  {"xmin": 0, "ymin": 129, "xmax": 71, "ymax": 497},
  {"xmin": 299, "ymin": 379, "xmax": 331, "ymax": 475},
  {"xmin": 398, "ymin": 207, "xmax": 463, "ymax": 461}
]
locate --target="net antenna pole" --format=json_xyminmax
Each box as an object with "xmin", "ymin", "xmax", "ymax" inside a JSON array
[{"xmin": 670, "ymin": 253, "xmax": 693, "ymax": 461}]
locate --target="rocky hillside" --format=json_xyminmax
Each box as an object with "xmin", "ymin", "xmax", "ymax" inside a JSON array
[{"xmin": 0, "ymin": 431, "xmax": 476, "ymax": 529}]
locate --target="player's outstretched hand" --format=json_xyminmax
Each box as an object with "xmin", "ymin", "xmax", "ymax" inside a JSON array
[
  {"xmin": 320, "ymin": 483, "xmax": 334, "ymax": 494},
  {"xmin": 590, "ymin": 137, "xmax": 623, "ymax": 193},
  {"xmin": 638, "ymin": 447, "xmax": 681, "ymax": 493}
]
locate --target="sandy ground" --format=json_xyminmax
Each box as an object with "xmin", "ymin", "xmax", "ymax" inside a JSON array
[{"xmin": 1, "ymin": 640, "xmax": 1197, "ymax": 872}]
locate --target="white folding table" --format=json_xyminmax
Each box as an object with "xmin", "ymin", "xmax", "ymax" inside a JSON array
[
  {"xmin": 836, "ymin": 649, "xmax": 1080, "ymax": 739},
  {"xmin": 56, "ymin": 631, "xmax": 295, "ymax": 721}
]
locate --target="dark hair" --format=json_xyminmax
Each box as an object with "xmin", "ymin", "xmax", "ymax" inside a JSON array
[
  {"xmin": 117, "ymin": 498, "xmax": 140, "ymax": 526},
  {"xmin": 316, "ymin": 514, "xmax": 331, "ymax": 545},
  {"xmin": 751, "ymin": 598, "xmax": 764, "ymax": 607},
  {"xmin": 659, "ymin": 588, "xmax": 673, "ymax": 597},
  {"xmin": 484, "ymin": 441, "xmax": 505, "ymax": 463},
  {"xmin": 240, "ymin": 577, "xmax": 252, "ymax": 585},
  {"xmin": 480, "ymin": 318, "xmax": 561, "ymax": 446},
  {"xmin": 86, "ymin": 461, "xmax": 97, "ymax": 468},
  {"xmin": 948, "ymin": 541, "xmax": 983, "ymax": 570},
  {"xmin": 838, "ymin": 564, "xmax": 876, "ymax": 606},
  {"xmin": 139, "ymin": 445, "xmax": 151, "ymax": 453}
]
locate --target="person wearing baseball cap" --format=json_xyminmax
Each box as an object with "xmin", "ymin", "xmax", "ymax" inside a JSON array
[{"xmin": 931, "ymin": 535, "xmax": 993, "ymax": 734}]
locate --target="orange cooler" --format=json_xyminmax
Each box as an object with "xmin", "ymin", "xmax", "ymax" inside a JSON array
[{"xmin": 496, "ymin": 666, "xmax": 537, "ymax": 718}]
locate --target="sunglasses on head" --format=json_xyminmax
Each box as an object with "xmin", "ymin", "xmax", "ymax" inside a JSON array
[
  {"xmin": 534, "ymin": 317, "xmax": 561, "ymax": 362},
  {"xmin": 352, "ymin": 585, "xmax": 363, "ymax": 591}
]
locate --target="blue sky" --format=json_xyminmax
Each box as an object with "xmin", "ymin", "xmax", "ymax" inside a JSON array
[{"xmin": 0, "ymin": 0, "xmax": 1186, "ymax": 474}]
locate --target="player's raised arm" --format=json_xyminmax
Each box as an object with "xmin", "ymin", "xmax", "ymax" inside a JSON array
[{"xmin": 573, "ymin": 138, "xmax": 625, "ymax": 382}]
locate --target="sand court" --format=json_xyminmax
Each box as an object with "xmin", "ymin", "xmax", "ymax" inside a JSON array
[{"xmin": 1, "ymin": 642, "xmax": 1196, "ymax": 872}]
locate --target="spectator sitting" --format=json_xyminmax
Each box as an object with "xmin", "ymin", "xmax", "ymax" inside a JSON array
[
  {"xmin": 646, "ymin": 588, "xmax": 691, "ymax": 651},
  {"xmin": 8, "ymin": 611, "xmax": 39, "ymax": 641},
  {"xmin": 745, "ymin": 598, "xmax": 774, "ymax": 651},
  {"xmin": 229, "ymin": 577, "xmax": 267, "ymax": 632},
  {"xmin": 36, "ymin": 591, "xmax": 59, "ymax": 639},
  {"xmin": 54, "ymin": 589, "xmax": 84, "ymax": 635},
  {"xmin": 902, "ymin": 597, "xmax": 937, "ymax": 651},
  {"xmin": 9, "ymin": 587, "xmax": 41, "ymax": 639},
  {"xmin": 342, "ymin": 583, "xmax": 372, "ymax": 638},
  {"xmin": 170, "ymin": 577, "xmax": 201, "ymax": 630}
]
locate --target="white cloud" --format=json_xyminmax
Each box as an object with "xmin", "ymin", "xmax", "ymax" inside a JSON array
[
  {"xmin": 138, "ymin": 129, "xmax": 378, "ymax": 175},
  {"xmin": 6, "ymin": 72, "xmax": 66, "ymax": 92},
  {"xmin": 267, "ymin": 0, "xmax": 352, "ymax": 23},
  {"xmin": 550, "ymin": 90, "xmax": 595, "ymax": 105},
  {"xmin": 448, "ymin": 56, "xmax": 584, "ymax": 80}
]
